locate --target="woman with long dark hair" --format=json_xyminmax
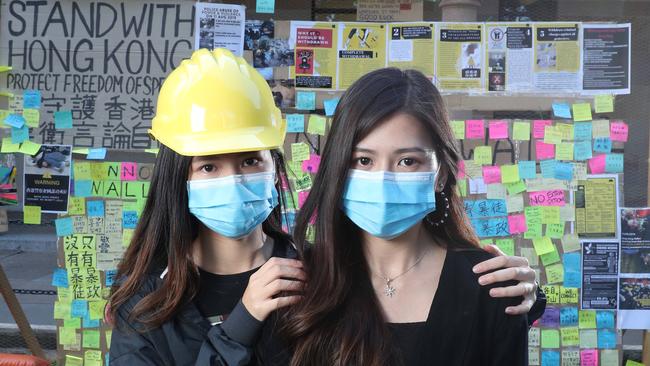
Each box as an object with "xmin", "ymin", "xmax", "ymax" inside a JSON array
[{"xmin": 283, "ymin": 68, "xmax": 537, "ymax": 365}]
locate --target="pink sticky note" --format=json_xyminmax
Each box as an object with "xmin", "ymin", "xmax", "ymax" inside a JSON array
[
  {"xmin": 588, "ymin": 154, "xmax": 606, "ymax": 174},
  {"xmin": 610, "ymin": 121, "xmax": 628, "ymax": 142},
  {"xmin": 458, "ymin": 160, "xmax": 466, "ymax": 179},
  {"xmin": 508, "ymin": 214, "xmax": 527, "ymax": 234},
  {"xmin": 298, "ymin": 191, "xmax": 309, "ymax": 208},
  {"xmin": 301, "ymin": 154, "xmax": 321, "ymax": 174},
  {"xmin": 465, "ymin": 120, "xmax": 485, "ymax": 139},
  {"xmin": 528, "ymin": 190, "xmax": 565, "ymax": 206},
  {"xmin": 535, "ymin": 140, "xmax": 555, "ymax": 160},
  {"xmin": 488, "ymin": 120, "xmax": 509, "ymax": 139},
  {"xmin": 580, "ymin": 349, "xmax": 598, "ymax": 366},
  {"xmin": 120, "ymin": 162, "xmax": 137, "ymax": 181},
  {"xmin": 482, "ymin": 166, "xmax": 501, "ymax": 184},
  {"xmin": 533, "ymin": 120, "xmax": 553, "ymax": 139}
]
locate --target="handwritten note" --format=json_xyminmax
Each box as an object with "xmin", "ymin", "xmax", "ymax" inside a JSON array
[
  {"xmin": 574, "ymin": 122, "xmax": 593, "ymax": 141},
  {"xmin": 552, "ymin": 103, "xmax": 572, "ymax": 118},
  {"xmin": 536, "ymin": 140, "xmax": 555, "ymax": 160},
  {"xmin": 512, "ymin": 120, "xmax": 530, "ymax": 141},
  {"xmin": 307, "ymin": 115, "xmax": 327, "ymax": 135},
  {"xmin": 528, "ymin": 190, "xmax": 565, "ymax": 206},
  {"xmin": 574, "ymin": 140, "xmax": 593, "ymax": 161},
  {"xmin": 588, "ymin": 154, "xmax": 606, "ymax": 174},
  {"xmin": 507, "ymin": 214, "xmax": 527, "ymax": 234},
  {"xmin": 55, "ymin": 217, "xmax": 74, "ymax": 237},
  {"xmin": 482, "ymin": 166, "xmax": 501, "ymax": 184},
  {"xmin": 296, "ymin": 91, "xmax": 316, "ymax": 110},
  {"xmin": 23, "ymin": 205, "xmax": 41, "ymax": 225},
  {"xmin": 555, "ymin": 143, "xmax": 574, "ymax": 161},
  {"xmin": 533, "ymin": 120, "xmax": 552, "ymax": 139},
  {"xmin": 291, "ymin": 143, "xmax": 310, "ymax": 161},
  {"xmin": 473, "ymin": 146, "xmax": 492, "ymax": 166},
  {"xmin": 593, "ymin": 137, "xmax": 612, "ymax": 153},
  {"xmin": 286, "ymin": 114, "xmax": 305, "ymax": 133},
  {"xmin": 532, "ymin": 236, "xmax": 554, "ymax": 255},
  {"xmin": 610, "ymin": 121, "xmax": 628, "ymax": 142},
  {"xmin": 465, "ymin": 119, "xmax": 485, "ymax": 139},
  {"xmin": 23, "ymin": 108, "xmax": 40, "ymax": 128},
  {"xmin": 500, "ymin": 164, "xmax": 519, "ymax": 184},
  {"xmin": 560, "ymin": 307, "xmax": 579, "ymax": 327},
  {"xmin": 518, "ymin": 161, "xmax": 536, "ymax": 179},
  {"xmin": 450, "ymin": 120, "xmax": 465, "ymax": 139},
  {"xmin": 572, "ymin": 103, "xmax": 593, "ymax": 122},
  {"xmin": 594, "ymin": 94, "xmax": 614, "ymax": 113},
  {"xmin": 488, "ymin": 120, "xmax": 508, "ymax": 139}
]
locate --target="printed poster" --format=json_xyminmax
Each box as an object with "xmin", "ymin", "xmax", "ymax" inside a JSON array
[
  {"xmin": 387, "ymin": 22, "xmax": 435, "ymax": 79},
  {"xmin": 435, "ymin": 23, "xmax": 485, "ymax": 92},
  {"xmin": 23, "ymin": 144, "xmax": 72, "ymax": 213},
  {"xmin": 582, "ymin": 23, "xmax": 631, "ymax": 95},
  {"xmin": 194, "ymin": 3, "xmax": 245, "ymax": 56},
  {"xmin": 575, "ymin": 175, "xmax": 619, "ymax": 239},
  {"xmin": 533, "ymin": 22, "xmax": 582, "ymax": 92},
  {"xmin": 337, "ymin": 22, "xmax": 387, "ymax": 90},
  {"xmin": 581, "ymin": 241, "xmax": 619, "ymax": 310},
  {"xmin": 290, "ymin": 22, "xmax": 338, "ymax": 89},
  {"xmin": 485, "ymin": 23, "xmax": 534, "ymax": 92},
  {"xmin": 618, "ymin": 208, "xmax": 650, "ymax": 329}
]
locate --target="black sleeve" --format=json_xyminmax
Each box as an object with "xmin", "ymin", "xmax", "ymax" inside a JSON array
[
  {"xmin": 490, "ymin": 293, "xmax": 529, "ymax": 365},
  {"xmin": 527, "ymin": 285, "xmax": 547, "ymax": 326}
]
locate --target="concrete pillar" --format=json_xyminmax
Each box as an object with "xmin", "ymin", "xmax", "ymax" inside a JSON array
[{"xmin": 439, "ymin": 0, "xmax": 482, "ymax": 21}]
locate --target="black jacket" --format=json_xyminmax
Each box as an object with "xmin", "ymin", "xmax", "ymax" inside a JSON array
[{"xmin": 109, "ymin": 243, "xmax": 546, "ymax": 365}]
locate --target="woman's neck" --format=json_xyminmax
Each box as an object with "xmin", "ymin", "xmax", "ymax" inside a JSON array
[{"xmin": 193, "ymin": 226, "xmax": 272, "ymax": 275}]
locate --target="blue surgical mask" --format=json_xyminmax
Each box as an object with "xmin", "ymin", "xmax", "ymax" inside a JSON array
[
  {"xmin": 187, "ymin": 172, "xmax": 278, "ymax": 239},
  {"xmin": 342, "ymin": 170, "xmax": 437, "ymax": 239}
]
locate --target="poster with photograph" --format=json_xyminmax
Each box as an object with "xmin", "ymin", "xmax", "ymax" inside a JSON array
[
  {"xmin": 532, "ymin": 22, "xmax": 582, "ymax": 92},
  {"xmin": 268, "ymin": 79, "xmax": 296, "ymax": 109},
  {"xmin": 387, "ymin": 22, "xmax": 435, "ymax": 79},
  {"xmin": 582, "ymin": 23, "xmax": 631, "ymax": 95},
  {"xmin": 581, "ymin": 241, "xmax": 619, "ymax": 310},
  {"xmin": 337, "ymin": 22, "xmax": 387, "ymax": 89},
  {"xmin": 618, "ymin": 208, "xmax": 650, "ymax": 329},
  {"xmin": 245, "ymin": 20, "xmax": 274, "ymax": 50},
  {"xmin": 290, "ymin": 22, "xmax": 339, "ymax": 89},
  {"xmin": 485, "ymin": 23, "xmax": 533, "ymax": 92},
  {"xmin": 435, "ymin": 23, "xmax": 485, "ymax": 92},
  {"xmin": 23, "ymin": 144, "xmax": 72, "ymax": 213},
  {"xmin": 253, "ymin": 39, "xmax": 294, "ymax": 68},
  {"xmin": 194, "ymin": 3, "xmax": 245, "ymax": 56}
]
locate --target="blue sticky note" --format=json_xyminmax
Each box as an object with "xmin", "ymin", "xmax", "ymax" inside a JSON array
[
  {"xmin": 560, "ymin": 307, "xmax": 578, "ymax": 327},
  {"xmin": 563, "ymin": 252, "xmax": 581, "ymax": 288},
  {"xmin": 286, "ymin": 114, "xmax": 305, "ymax": 133},
  {"xmin": 553, "ymin": 161, "xmax": 573, "ymax": 181},
  {"xmin": 105, "ymin": 354, "xmax": 109, "ymax": 366},
  {"xmin": 54, "ymin": 110, "xmax": 73, "ymax": 129},
  {"xmin": 594, "ymin": 137, "xmax": 612, "ymax": 153},
  {"xmin": 564, "ymin": 271, "xmax": 581, "ymax": 288},
  {"xmin": 23, "ymin": 90, "xmax": 41, "ymax": 109},
  {"xmin": 87, "ymin": 148, "xmax": 107, "ymax": 160},
  {"xmin": 11, "ymin": 125, "xmax": 29, "ymax": 144},
  {"xmin": 296, "ymin": 91, "xmax": 316, "ymax": 111},
  {"xmin": 598, "ymin": 329, "xmax": 617, "ymax": 349},
  {"xmin": 596, "ymin": 311, "xmax": 615, "ymax": 329},
  {"xmin": 552, "ymin": 103, "xmax": 571, "ymax": 119},
  {"xmin": 4, "ymin": 113, "xmax": 25, "ymax": 128},
  {"xmin": 323, "ymin": 98, "xmax": 340, "ymax": 117},
  {"xmin": 256, "ymin": 0, "xmax": 275, "ymax": 13},
  {"xmin": 540, "ymin": 159, "xmax": 556, "ymax": 179},
  {"xmin": 87, "ymin": 201, "xmax": 105, "ymax": 217},
  {"xmin": 541, "ymin": 350, "xmax": 560, "ymax": 366},
  {"xmin": 573, "ymin": 122, "xmax": 592, "ymax": 141},
  {"xmin": 470, "ymin": 217, "xmax": 510, "ymax": 238},
  {"xmin": 74, "ymin": 180, "xmax": 92, "ymax": 197},
  {"xmin": 83, "ymin": 313, "xmax": 100, "ymax": 328},
  {"xmin": 123, "ymin": 211, "xmax": 138, "ymax": 229},
  {"xmin": 605, "ymin": 153, "xmax": 624, "ymax": 173},
  {"xmin": 574, "ymin": 140, "xmax": 593, "ymax": 161},
  {"xmin": 518, "ymin": 161, "xmax": 537, "ymax": 180},
  {"xmin": 105, "ymin": 269, "xmax": 117, "ymax": 287},
  {"xmin": 55, "ymin": 217, "xmax": 74, "ymax": 237},
  {"xmin": 51, "ymin": 268, "xmax": 69, "ymax": 288},
  {"xmin": 71, "ymin": 299, "xmax": 88, "ymax": 318}
]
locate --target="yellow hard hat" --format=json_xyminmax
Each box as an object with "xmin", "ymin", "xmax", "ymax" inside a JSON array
[{"xmin": 150, "ymin": 48, "xmax": 286, "ymax": 156}]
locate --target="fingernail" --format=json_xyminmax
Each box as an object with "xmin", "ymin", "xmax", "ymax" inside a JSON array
[
  {"xmin": 473, "ymin": 266, "xmax": 480, "ymax": 273},
  {"xmin": 478, "ymin": 277, "xmax": 486, "ymax": 285}
]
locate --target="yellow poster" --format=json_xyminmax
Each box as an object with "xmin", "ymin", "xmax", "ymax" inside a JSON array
[
  {"xmin": 575, "ymin": 176, "xmax": 618, "ymax": 238},
  {"xmin": 435, "ymin": 23, "xmax": 485, "ymax": 92},
  {"xmin": 533, "ymin": 22, "xmax": 581, "ymax": 91},
  {"xmin": 337, "ymin": 22, "xmax": 387, "ymax": 89},
  {"xmin": 387, "ymin": 22, "xmax": 435, "ymax": 78},
  {"xmin": 290, "ymin": 21, "xmax": 338, "ymax": 89}
]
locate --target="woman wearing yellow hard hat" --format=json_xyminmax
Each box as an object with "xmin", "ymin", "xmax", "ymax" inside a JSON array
[{"xmin": 108, "ymin": 48, "xmax": 304, "ymax": 365}]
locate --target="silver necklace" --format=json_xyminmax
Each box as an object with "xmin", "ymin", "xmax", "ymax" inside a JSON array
[{"xmin": 370, "ymin": 249, "xmax": 429, "ymax": 298}]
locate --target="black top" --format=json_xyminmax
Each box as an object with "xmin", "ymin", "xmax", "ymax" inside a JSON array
[
  {"xmin": 387, "ymin": 322, "xmax": 425, "ymax": 365},
  {"xmin": 196, "ymin": 266, "xmax": 259, "ymax": 325}
]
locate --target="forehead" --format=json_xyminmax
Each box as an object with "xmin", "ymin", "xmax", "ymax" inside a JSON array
[
  {"xmin": 192, "ymin": 150, "xmax": 270, "ymax": 162},
  {"xmin": 355, "ymin": 113, "xmax": 434, "ymax": 151}
]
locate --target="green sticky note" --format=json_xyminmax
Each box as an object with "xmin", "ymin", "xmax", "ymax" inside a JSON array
[
  {"xmin": 525, "ymin": 206, "xmax": 543, "ymax": 226},
  {"xmin": 546, "ymin": 222, "xmax": 565, "ymax": 239},
  {"xmin": 595, "ymin": 94, "xmax": 614, "ymax": 113},
  {"xmin": 23, "ymin": 108, "xmax": 40, "ymax": 128},
  {"xmin": 545, "ymin": 263, "xmax": 564, "ymax": 284},
  {"xmin": 579, "ymin": 310, "xmax": 597, "ymax": 328},
  {"xmin": 601, "ymin": 350, "xmax": 619, "ymax": 366},
  {"xmin": 524, "ymin": 223, "xmax": 543, "ymax": 239},
  {"xmin": 580, "ymin": 329, "xmax": 598, "ymax": 348},
  {"xmin": 291, "ymin": 143, "xmax": 310, "ymax": 161},
  {"xmin": 495, "ymin": 238, "xmax": 514, "ymax": 256},
  {"xmin": 562, "ymin": 233, "xmax": 581, "ymax": 252},
  {"xmin": 106, "ymin": 330, "xmax": 112, "ymax": 348},
  {"xmin": 505, "ymin": 180, "xmax": 527, "ymax": 195},
  {"xmin": 543, "ymin": 126, "xmax": 563, "ymax": 144},
  {"xmin": 561, "ymin": 287, "xmax": 579, "ymax": 304},
  {"xmin": 556, "ymin": 123, "xmax": 574, "ymax": 140},
  {"xmin": 59, "ymin": 327, "xmax": 77, "ymax": 346},
  {"xmin": 64, "ymin": 317, "xmax": 81, "ymax": 328},
  {"xmin": 473, "ymin": 146, "xmax": 492, "ymax": 166},
  {"xmin": 19, "ymin": 140, "xmax": 42, "ymax": 155},
  {"xmin": 542, "ymin": 206, "xmax": 560, "ymax": 224},
  {"xmin": 560, "ymin": 327, "xmax": 580, "ymax": 347},
  {"xmin": 88, "ymin": 300, "xmax": 106, "ymax": 320},
  {"xmin": 307, "ymin": 115, "xmax": 327, "ymax": 136},
  {"xmin": 540, "ymin": 245, "xmax": 561, "ymax": 265},
  {"xmin": 23, "ymin": 205, "xmax": 41, "ymax": 225},
  {"xmin": 500, "ymin": 165, "xmax": 520, "ymax": 185},
  {"xmin": 541, "ymin": 329, "xmax": 560, "ymax": 348},
  {"xmin": 451, "ymin": 120, "xmax": 465, "ymax": 139},
  {"xmin": 54, "ymin": 301, "xmax": 71, "ymax": 319},
  {"xmin": 625, "ymin": 360, "xmax": 644, "ymax": 366},
  {"xmin": 65, "ymin": 355, "xmax": 83, "ymax": 366},
  {"xmin": 572, "ymin": 103, "xmax": 593, "ymax": 122},
  {"xmin": 457, "ymin": 179, "xmax": 467, "ymax": 197},
  {"xmin": 294, "ymin": 174, "xmax": 312, "ymax": 191},
  {"xmin": 555, "ymin": 143, "xmax": 574, "ymax": 161},
  {"xmin": 73, "ymin": 162, "xmax": 92, "ymax": 180},
  {"xmin": 85, "ymin": 350, "xmax": 103, "ymax": 366},
  {"xmin": 82, "ymin": 329, "xmax": 100, "ymax": 348},
  {"xmin": 1, "ymin": 137, "xmax": 20, "ymax": 153},
  {"xmin": 487, "ymin": 183, "xmax": 506, "ymax": 199},
  {"xmin": 512, "ymin": 121, "xmax": 530, "ymax": 141},
  {"xmin": 479, "ymin": 239, "xmax": 493, "ymax": 247},
  {"xmin": 532, "ymin": 236, "xmax": 554, "ymax": 255}
]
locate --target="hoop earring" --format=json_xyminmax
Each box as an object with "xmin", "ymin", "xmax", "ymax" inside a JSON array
[{"xmin": 426, "ymin": 190, "xmax": 450, "ymax": 227}]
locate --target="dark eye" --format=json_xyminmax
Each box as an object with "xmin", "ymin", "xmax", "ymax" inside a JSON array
[
  {"xmin": 200, "ymin": 164, "xmax": 215, "ymax": 173},
  {"xmin": 357, "ymin": 157, "xmax": 372, "ymax": 166},
  {"xmin": 243, "ymin": 158, "xmax": 261, "ymax": 167},
  {"xmin": 398, "ymin": 158, "xmax": 416, "ymax": 167}
]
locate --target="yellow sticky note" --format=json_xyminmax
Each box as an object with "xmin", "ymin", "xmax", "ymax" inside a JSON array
[
  {"xmin": 1, "ymin": 137, "xmax": 20, "ymax": 153},
  {"xmin": 0, "ymin": 109, "xmax": 10, "ymax": 121},
  {"xmin": 19, "ymin": 140, "xmax": 42, "ymax": 155},
  {"xmin": 532, "ymin": 236, "xmax": 554, "ymax": 255},
  {"xmin": 542, "ymin": 285, "xmax": 560, "ymax": 304},
  {"xmin": 473, "ymin": 146, "xmax": 492, "ymax": 166},
  {"xmin": 82, "ymin": 329, "xmax": 100, "ymax": 348},
  {"xmin": 542, "ymin": 206, "xmax": 560, "ymax": 224},
  {"xmin": 59, "ymin": 327, "xmax": 77, "ymax": 346},
  {"xmin": 579, "ymin": 310, "xmax": 597, "ymax": 328},
  {"xmin": 560, "ymin": 287, "xmax": 579, "ymax": 304},
  {"xmin": 562, "ymin": 233, "xmax": 581, "ymax": 252},
  {"xmin": 560, "ymin": 327, "xmax": 579, "ymax": 347},
  {"xmin": 625, "ymin": 361, "xmax": 644, "ymax": 366},
  {"xmin": 64, "ymin": 317, "xmax": 81, "ymax": 328},
  {"xmin": 65, "ymin": 355, "xmax": 83, "ymax": 366},
  {"xmin": 88, "ymin": 300, "xmax": 107, "ymax": 320},
  {"xmin": 555, "ymin": 143, "xmax": 574, "ymax": 161},
  {"xmin": 545, "ymin": 263, "xmax": 564, "ymax": 284},
  {"xmin": 546, "ymin": 222, "xmax": 565, "ymax": 239},
  {"xmin": 85, "ymin": 350, "xmax": 103, "ymax": 365},
  {"xmin": 512, "ymin": 121, "xmax": 530, "ymax": 141},
  {"xmin": 23, "ymin": 108, "xmax": 40, "ymax": 128},
  {"xmin": 556, "ymin": 123, "xmax": 574, "ymax": 140},
  {"xmin": 540, "ymin": 245, "xmax": 561, "ymax": 266},
  {"xmin": 72, "ymin": 147, "xmax": 90, "ymax": 154},
  {"xmin": 67, "ymin": 197, "xmax": 86, "ymax": 215},
  {"xmin": 572, "ymin": 103, "xmax": 593, "ymax": 122},
  {"xmin": 500, "ymin": 165, "xmax": 520, "ymax": 184},
  {"xmin": 595, "ymin": 95, "xmax": 614, "ymax": 113},
  {"xmin": 307, "ymin": 115, "xmax": 327, "ymax": 136},
  {"xmin": 73, "ymin": 162, "xmax": 92, "ymax": 180},
  {"xmin": 495, "ymin": 238, "xmax": 514, "ymax": 256},
  {"xmin": 23, "ymin": 205, "xmax": 41, "ymax": 225},
  {"xmin": 106, "ymin": 330, "xmax": 112, "ymax": 347},
  {"xmin": 451, "ymin": 120, "xmax": 465, "ymax": 139},
  {"xmin": 123, "ymin": 228, "xmax": 134, "ymax": 248},
  {"xmin": 291, "ymin": 143, "xmax": 310, "ymax": 161},
  {"xmin": 543, "ymin": 126, "xmax": 563, "ymax": 144},
  {"xmin": 505, "ymin": 180, "xmax": 527, "ymax": 195},
  {"xmin": 541, "ymin": 329, "xmax": 560, "ymax": 348}
]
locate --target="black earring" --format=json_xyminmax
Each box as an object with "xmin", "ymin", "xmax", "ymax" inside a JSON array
[{"xmin": 426, "ymin": 190, "xmax": 450, "ymax": 227}]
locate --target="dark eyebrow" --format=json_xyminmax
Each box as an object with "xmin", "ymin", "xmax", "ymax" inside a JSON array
[
  {"xmin": 393, "ymin": 147, "xmax": 429, "ymax": 154},
  {"xmin": 352, "ymin": 147, "xmax": 375, "ymax": 153}
]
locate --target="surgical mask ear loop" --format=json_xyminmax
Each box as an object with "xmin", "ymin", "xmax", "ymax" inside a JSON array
[{"xmin": 425, "ymin": 181, "xmax": 450, "ymax": 227}]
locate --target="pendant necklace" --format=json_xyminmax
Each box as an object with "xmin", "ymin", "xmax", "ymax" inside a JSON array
[{"xmin": 371, "ymin": 249, "xmax": 429, "ymax": 298}]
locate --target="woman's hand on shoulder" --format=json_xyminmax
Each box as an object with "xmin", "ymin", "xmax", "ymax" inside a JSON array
[
  {"xmin": 472, "ymin": 245, "xmax": 537, "ymax": 315},
  {"xmin": 241, "ymin": 257, "xmax": 305, "ymax": 321}
]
